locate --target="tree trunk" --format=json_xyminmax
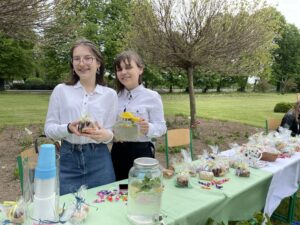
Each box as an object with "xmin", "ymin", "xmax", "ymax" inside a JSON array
[
  {"xmin": 202, "ymin": 87, "xmax": 208, "ymax": 93},
  {"xmin": 276, "ymin": 82, "xmax": 280, "ymax": 92},
  {"xmin": 217, "ymin": 78, "xmax": 222, "ymax": 92},
  {"xmin": 169, "ymin": 85, "xmax": 173, "ymax": 93},
  {"xmin": 237, "ymin": 77, "xmax": 248, "ymax": 92},
  {"xmin": 187, "ymin": 66, "xmax": 196, "ymax": 127},
  {"xmin": 237, "ymin": 86, "xmax": 246, "ymax": 92},
  {"xmin": 0, "ymin": 78, "xmax": 5, "ymax": 91}
]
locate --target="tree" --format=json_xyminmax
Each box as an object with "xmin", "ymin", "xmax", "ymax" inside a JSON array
[
  {"xmin": 130, "ymin": 0, "xmax": 278, "ymax": 126},
  {"xmin": 0, "ymin": 33, "xmax": 34, "ymax": 90},
  {"xmin": 0, "ymin": 0, "xmax": 55, "ymax": 39},
  {"xmin": 272, "ymin": 23, "xmax": 300, "ymax": 93},
  {"xmin": 40, "ymin": 0, "xmax": 132, "ymax": 83},
  {"xmin": 97, "ymin": 0, "xmax": 132, "ymax": 73}
]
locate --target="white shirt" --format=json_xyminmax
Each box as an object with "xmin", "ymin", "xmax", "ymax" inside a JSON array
[
  {"xmin": 117, "ymin": 84, "xmax": 166, "ymax": 142},
  {"xmin": 44, "ymin": 82, "xmax": 118, "ymax": 144}
]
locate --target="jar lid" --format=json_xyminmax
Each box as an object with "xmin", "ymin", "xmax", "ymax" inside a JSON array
[{"xmin": 134, "ymin": 157, "xmax": 159, "ymax": 167}]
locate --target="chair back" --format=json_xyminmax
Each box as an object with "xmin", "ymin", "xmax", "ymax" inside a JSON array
[
  {"xmin": 17, "ymin": 148, "xmax": 38, "ymax": 194},
  {"xmin": 167, "ymin": 129, "xmax": 191, "ymax": 147},
  {"xmin": 165, "ymin": 128, "xmax": 193, "ymax": 168},
  {"xmin": 265, "ymin": 118, "xmax": 281, "ymax": 134}
]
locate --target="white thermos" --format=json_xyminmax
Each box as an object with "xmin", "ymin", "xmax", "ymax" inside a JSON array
[{"xmin": 32, "ymin": 144, "xmax": 58, "ymax": 224}]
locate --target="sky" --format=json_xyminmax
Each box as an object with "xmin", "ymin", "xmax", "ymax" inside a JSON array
[{"xmin": 266, "ymin": 0, "xmax": 300, "ymax": 28}]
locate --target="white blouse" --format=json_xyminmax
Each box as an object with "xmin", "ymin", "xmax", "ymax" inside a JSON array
[
  {"xmin": 44, "ymin": 81, "xmax": 118, "ymax": 144},
  {"xmin": 117, "ymin": 84, "xmax": 167, "ymax": 142}
]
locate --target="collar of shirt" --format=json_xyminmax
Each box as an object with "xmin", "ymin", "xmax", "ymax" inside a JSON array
[
  {"xmin": 74, "ymin": 81, "xmax": 104, "ymax": 95},
  {"xmin": 122, "ymin": 84, "xmax": 144, "ymax": 99}
]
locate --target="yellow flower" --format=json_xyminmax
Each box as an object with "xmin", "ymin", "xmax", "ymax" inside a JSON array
[{"xmin": 120, "ymin": 112, "xmax": 140, "ymax": 122}]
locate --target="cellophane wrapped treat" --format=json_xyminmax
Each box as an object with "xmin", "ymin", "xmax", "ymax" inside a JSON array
[
  {"xmin": 176, "ymin": 172, "xmax": 190, "ymax": 188},
  {"xmin": 69, "ymin": 186, "xmax": 90, "ymax": 225},
  {"xmin": 0, "ymin": 198, "xmax": 25, "ymax": 224},
  {"xmin": 235, "ymin": 161, "xmax": 250, "ymax": 177}
]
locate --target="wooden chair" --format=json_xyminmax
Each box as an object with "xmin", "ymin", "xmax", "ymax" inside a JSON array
[
  {"xmin": 16, "ymin": 148, "xmax": 38, "ymax": 194},
  {"xmin": 165, "ymin": 128, "xmax": 193, "ymax": 168},
  {"xmin": 265, "ymin": 118, "xmax": 281, "ymax": 134}
]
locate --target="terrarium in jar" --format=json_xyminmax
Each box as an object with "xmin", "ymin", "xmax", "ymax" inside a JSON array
[
  {"xmin": 113, "ymin": 112, "xmax": 140, "ymax": 141},
  {"xmin": 127, "ymin": 157, "xmax": 163, "ymax": 225}
]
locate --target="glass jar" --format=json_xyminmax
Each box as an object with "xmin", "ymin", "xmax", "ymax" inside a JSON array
[{"xmin": 127, "ymin": 157, "xmax": 163, "ymax": 225}]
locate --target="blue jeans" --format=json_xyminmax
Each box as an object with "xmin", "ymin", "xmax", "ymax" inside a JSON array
[{"xmin": 59, "ymin": 140, "xmax": 115, "ymax": 195}]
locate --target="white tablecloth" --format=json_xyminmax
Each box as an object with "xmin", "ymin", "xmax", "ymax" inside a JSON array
[
  {"xmin": 261, "ymin": 152, "xmax": 300, "ymax": 216},
  {"xmin": 220, "ymin": 150, "xmax": 300, "ymax": 216}
]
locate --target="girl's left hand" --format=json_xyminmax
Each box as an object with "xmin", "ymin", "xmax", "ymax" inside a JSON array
[
  {"xmin": 81, "ymin": 122, "xmax": 113, "ymax": 143},
  {"xmin": 138, "ymin": 119, "xmax": 149, "ymax": 135}
]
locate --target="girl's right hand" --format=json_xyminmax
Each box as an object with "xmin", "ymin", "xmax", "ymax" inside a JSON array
[{"xmin": 68, "ymin": 121, "xmax": 81, "ymax": 136}]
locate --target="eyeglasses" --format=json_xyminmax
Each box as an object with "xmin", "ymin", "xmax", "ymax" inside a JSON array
[{"xmin": 72, "ymin": 55, "xmax": 96, "ymax": 65}]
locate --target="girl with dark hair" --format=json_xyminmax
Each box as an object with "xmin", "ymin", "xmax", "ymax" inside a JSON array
[
  {"xmin": 111, "ymin": 50, "xmax": 167, "ymax": 181},
  {"xmin": 280, "ymin": 101, "xmax": 300, "ymax": 136},
  {"xmin": 44, "ymin": 38, "xmax": 117, "ymax": 195}
]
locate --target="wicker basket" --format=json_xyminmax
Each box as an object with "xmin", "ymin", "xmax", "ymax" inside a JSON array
[{"xmin": 261, "ymin": 152, "xmax": 279, "ymax": 162}]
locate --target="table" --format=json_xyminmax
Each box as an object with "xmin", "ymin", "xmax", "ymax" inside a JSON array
[
  {"xmin": 262, "ymin": 152, "xmax": 300, "ymax": 216},
  {"xmin": 220, "ymin": 150, "xmax": 300, "ymax": 218},
  {"xmin": 60, "ymin": 167, "xmax": 272, "ymax": 225},
  {"xmin": 3, "ymin": 155, "xmax": 298, "ymax": 224}
]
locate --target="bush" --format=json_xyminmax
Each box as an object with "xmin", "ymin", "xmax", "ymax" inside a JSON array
[
  {"xmin": 254, "ymin": 79, "xmax": 271, "ymax": 92},
  {"xmin": 11, "ymin": 83, "xmax": 26, "ymax": 90},
  {"xmin": 25, "ymin": 77, "xmax": 45, "ymax": 90},
  {"xmin": 11, "ymin": 78, "xmax": 57, "ymax": 90},
  {"xmin": 274, "ymin": 102, "xmax": 294, "ymax": 113}
]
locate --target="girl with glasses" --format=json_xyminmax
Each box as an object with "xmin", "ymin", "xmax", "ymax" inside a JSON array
[{"xmin": 44, "ymin": 38, "xmax": 117, "ymax": 195}]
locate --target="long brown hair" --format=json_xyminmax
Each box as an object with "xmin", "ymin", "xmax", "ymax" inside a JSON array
[
  {"xmin": 65, "ymin": 38, "xmax": 105, "ymax": 86},
  {"xmin": 293, "ymin": 101, "xmax": 300, "ymax": 122},
  {"xmin": 114, "ymin": 50, "xmax": 144, "ymax": 92}
]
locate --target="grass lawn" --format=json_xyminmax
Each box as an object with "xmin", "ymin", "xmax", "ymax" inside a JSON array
[
  {"xmin": 162, "ymin": 92, "xmax": 297, "ymax": 127},
  {"xmin": 0, "ymin": 92, "xmax": 50, "ymax": 125},
  {"xmin": 0, "ymin": 91, "xmax": 297, "ymax": 126}
]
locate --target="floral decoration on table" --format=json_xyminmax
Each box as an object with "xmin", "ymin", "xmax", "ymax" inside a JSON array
[{"xmin": 95, "ymin": 189, "xmax": 128, "ymax": 203}]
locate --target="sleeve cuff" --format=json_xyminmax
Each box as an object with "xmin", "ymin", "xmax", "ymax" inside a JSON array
[
  {"xmin": 102, "ymin": 130, "xmax": 114, "ymax": 144},
  {"xmin": 146, "ymin": 123, "xmax": 155, "ymax": 138}
]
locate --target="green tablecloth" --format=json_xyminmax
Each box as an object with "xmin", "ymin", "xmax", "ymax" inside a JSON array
[{"xmin": 59, "ymin": 167, "xmax": 272, "ymax": 225}]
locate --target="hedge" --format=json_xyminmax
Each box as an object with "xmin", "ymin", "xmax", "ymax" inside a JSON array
[{"xmin": 274, "ymin": 102, "xmax": 295, "ymax": 113}]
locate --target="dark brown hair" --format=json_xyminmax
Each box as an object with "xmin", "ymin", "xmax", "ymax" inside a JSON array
[
  {"xmin": 114, "ymin": 50, "xmax": 144, "ymax": 92},
  {"xmin": 65, "ymin": 38, "xmax": 105, "ymax": 86}
]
